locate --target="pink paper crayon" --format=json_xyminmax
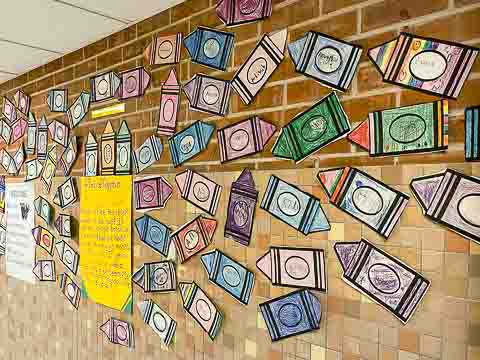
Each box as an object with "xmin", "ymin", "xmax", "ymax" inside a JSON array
[
  {"xmin": 118, "ymin": 66, "xmax": 151, "ymax": 100},
  {"xmin": 157, "ymin": 69, "xmax": 181, "ymax": 137},
  {"xmin": 10, "ymin": 117, "xmax": 27, "ymax": 144},
  {"xmin": 216, "ymin": 0, "xmax": 273, "ymax": 27},
  {"xmin": 144, "ymin": 33, "xmax": 183, "ymax": 65},
  {"xmin": 2, "ymin": 97, "xmax": 17, "ymax": 123},
  {"xmin": 133, "ymin": 176, "xmax": 173, "ymax": 211},
  {"xmin": 14, "ymin": 90, "xmax": 31, "ymax": 114},
  {"xmin": 100, "ymin": 318, "xmax": 134, "ymax": 348},
  {"xmin": 218, "ymin": 116, "xmax": 276, "ymax": 162}
]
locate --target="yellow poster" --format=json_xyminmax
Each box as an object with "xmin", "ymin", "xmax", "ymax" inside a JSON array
[{"xmin": 79, "ymin": 176, "xmax": 132, "ymax": 312}]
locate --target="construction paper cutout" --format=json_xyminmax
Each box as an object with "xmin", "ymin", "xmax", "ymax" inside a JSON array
[
  {"xmin": 10, "ymin": 116, "xmax": 27, "ymax": 144},
  {"xmin": 0, "ymin": 177, "xmax": 4, "ymax": 256},
  {"xmin": 256, "ymin": 247, "xmax": 327, "ymax": 291},
  {"xmin": 137, "ymin": 299, "xmax": 176, "ymax": 346},
  {"xmin": 132, "ymin": 135, "xmax": 162, "ymax": 174},
  {"xmin": 145, "ymin": 33, "xmax": 183, "ymax": 65},
  {"xmin": 465, "ymin": 105, "xmax": 480, "ymax": 161},
  {"xmin": 179, "ymin": 281, "xmax": 223, "ymax": 340},
  {"xmin": 32, "ymin": 260, "xmax": 56, "ymax": 281},
  {"xmin": 12, "ymin": 144, "xmax": 25, "ymax": 174},
  {"xmin": 175, "ymin": 169, "xmax": 222, "ymax": 216},
  {"xmin": 289, "ymin": 31, "xmax": 362, "ymax": 92},
  {"xmin": 132, "ymin": 261, "xmax": 176, "ymax": 293},
  {"xmin": 216, "ymin": 0, "xmax": 272, "ymax": 26},
  {"xmin": 100, "ymin": 318, "xmax": 134, "ymax": 348},
  {"xmin": 34, "ymin": 196, "xmax": 52, "ymax": 224},
  {"xmin": 37, "ymin": 116, "xmax": 48, "ymax": 160},
  {"xmin": 157, "ymin": 69, "xmax": 181, "ymax": 137},
  {"xmin": 225, "ymin": 169, "xmax": 257, "ymax": 245},
  {"xmin": 218, "ymin": 116, "xmax": 276, "ymax": 163},
  {"xmin": 67, "ymin": 91, "xmax": 90, "ymax": 128},
  {"xmin": 272, "ymin": 92, "xmax": 350, "ymax": 163},
  {"xmin": 171, "ymin": 215, "xmax": 217, "ymax": 263},
  {"xmin": 25, "ymin": 159, "xmax": 43, "ymax": 181},
  {"xmin": 54, "ymin": 213, "xmax": 72, "ymax": 239},
  {"xmin": 317, "ymin": 167, "xmax": 409, "ymax": 238},
  {"xmin": 368, "ymin": 32, "xmax": 479, "ymax": 99},
  {"xmin": 183, "ymin": 74, "xmax": 231, "ymax": 116},
  {"xmin": 335, "ymin": 239, "xmax": 430, "ymax": 323},
  {"xmin": 0, "ymin": 118, "xmax": 12, "ymax": 144},
  {"xmin": 47, "ymin": 89, "xmax": 68, "ymax": 112},
  {"xmin": 0, "ymin": 148, "xmax": 17, "ymax": 175},
  {"xmin": 84, "ymin": 132, "xmax": 98, "ymax": 176},
  {"xmin": 14, "ymin": 90, "xmax": 31, "ymax": 115},
  {"xmin": 116, "ymin": 120, "xmax": 132, "ymax": 175},
  {"xmin": 232, "ymin": 28, "xmax": 287, "ymax": 105},
  {"xmin": 119, "ymin": 67, "xmax": 151, "ymax": 100},
  {"xmin": 185, "ymin": 26, "xmax": 234, "ymax": 71},
  {"xmin": 333, "ymin": 242, "xmax": 358, "ymax": 271},
  {"xmin": 101, "ymin": 121, "xmax": 115, "ymax": 175},
  {"xmin": 260, "ymin": 175, "xmax": 330, "ymax": 235},
  {"xmin": 53, "ymin": 177, "xmax": 77, "ymax": 209},
  {"xmin": 48, "ymin": 120, "xmax": 69, "ymax": 147},
  {"xmin": 201, "ymin": 249, "xmax": 254, "ymax": 305},
  {"xmin": 259, "ymin": 289, "xmax": 321, "ymax": 342},
  {"xmin": 32, "ymin": 225, "xmax": 55, "ymax": 255},
  {"xmin": 26, "ymin": 112, "xmax": 36, "ymax": 155},
  {"xmin": 410, "ymin": 169, "xmax": 480, "ymax": 244},
  {"xmin": 59, "ymin": 136, "xmax": 77, "ymax": 176},
  {"xmin": 55, "ymin": 240, "xmax": 79, "ymax": 275},
  {"xmin": 2, "ymin": 97, "xmax": 17, "ymax": 123},
  {"xmin": 133, "ymin": 176, "xmax": 172, "ymax": 211},
  {"xmin": 60, "ymin": 273, "xmax": 80, "ymax": 309},
  {"xmin": 135, "ymin": 214, "xmax": 171, "ymax": 257},
  {"xmin": 348, "ymin": 100, "xmax": 449, "ymax": 157},
  {"xmin": 169, "ymin": 120, "xmax": 215, "ymax": 167},
  {"xmin": 41, "ymin": 145, "xmax": 57, "ymax": 193},
  {"xmin": 90, "ymin": 71, "xmax": 121, "ymax": 102}
]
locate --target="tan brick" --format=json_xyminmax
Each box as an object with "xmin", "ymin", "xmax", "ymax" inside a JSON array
[
  {"xmin": 122, "ymin": 37, "xmax": 150, "ymax": 62},
  {"xmin": 84, "ymin": 38, "xmax": 108, "ymax": 59},
  {"xmin": 63, "ymin": 48, "xmax": 84, "ymax": 67},
  {"xmin": 54, "ymin": 67, "xmax": 74, "ymax": 85},
  {"xmin": 97, "ymin": 48, "xmax": 123, "ymax": 70},
  {"xmin": 74, "ymin": 59, "xmax": 96, "ymax": 78},
  {"xmin": 290, "ymin": 11, "xmax": 357, "ymax": 41},
  {"xmin": 261, "ymin": 0, "xmax": 320, "ymax": 33},
  {"xmin": 190, "ymin": 7, "xmax": 223, "ymax": 29},
  {"xmin": 137, "ymin": 11, "xmax": 170, "ymax": 37},
  {"xmin": 456, "ymin": 0, "xmax": 480, "ymax": 6},
  {"xmin": 108, "ymin": 25, "xmax": 136, "ymax": 48},
  {"xmin": 171, "ymin": 0, "xmax": 210, "ymax": 23},
  {"xmin": 36, "ymin": 75, "xmax": 54, "ymax": 92},
  {"xmin": 287, "ymin": 78, "xmax": 330, "ymax": 105}
]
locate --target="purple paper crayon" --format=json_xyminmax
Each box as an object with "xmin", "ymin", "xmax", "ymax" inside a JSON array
[
  {"xmin": 133, "ymin": 176, "xmax": 173, "ymax": 211},
  {"xmin": 157, "ymin": 69, "xmax": 181, "ymax": 137},
  {"xmin": 216, "ymin": 0, "xmax": 273, "ymax": 27},
  {"xmin": 118, "ymin": 67, "xmax": 151, "ymax": 100}
]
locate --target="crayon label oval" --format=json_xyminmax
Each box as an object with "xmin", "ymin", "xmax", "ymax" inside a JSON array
[
  {"xmin": 141, "ymin": 185, "xmax": 155, "ymax": 202},
  {"xmin": 301, "ymin": 116, "xmax": 328, "ymax": 142},
  {"xmin": 104, "ymin": 144, "xmax": 113, "ymax": 164},
  {"xmin": 285, "ymin": 256, "xmax": 310, "ymax": 280},
  {"xmin": 158, "ymin": 40, "xmax": 173, "ymax": 59},
  {"xmin": 64, "ymin": 249, "xmax": 74, "ymax": 265},
  {"xmin": 43, "ymin": 263, "xmax": 52, "ymax": 277},
  {"xmin": 316, "ymin": 46, "xmax": 342, "ymax": 74},
  {"xmin": 180, "ymin": 135, "xmax": 195, "ymax": 155},
  {"xmin": 184, "ymin": 230, "xmax": 200, "ymax": 250},
  {"xmin": 389, "ymin": 114, "xmax": 426, "ymax": 144},
  {"xmin": 116, "ymin": 325, "xmax": 127, "ymax": 341},
  {"xmin": 66, "ymin": 283, "xmax": 76, "ymax": 298},
  {"xmin": 352, "ymin": 186, "xmax": 383, "ymax": 216},
  {"xmin": 202, "ymin": 85, "xmax": 220, "ymax": 105},
  {"xmin": 97, "ymin": 79, "xmax": 109, "ymax": 95},
  {"xmin": 139, "ymin": 147, "xmax": 152, "ymax": 164},
  {"xmin": 118, "ymin": 146, "xmax": 128, "ymax": 167},
  {"xmin": 368, "ymin": 263, "xmax": 401, "ymax": 294},
  {"xmin": 193, "ymin": 182, "xmax": 210, "ymax": 202},
  {"xmin": 277, "ymin": 192, "xmax": 301, "ymax": 217},
  {"xmin": 87, "ymin": 154, "xmax": 96, "ymax": 173},
  {"xmin": 278, "ymin": 303, "xmax": 303, "ymax": 328},
  {"xmin": 162, "ymin": 99, "xmax": 175, "ymax": 123},
  {"xmin": 126, "ymin": 75, "xmax": 138, "ymax": 93},
  {"xmin": 203, "ymin": 38, "xmax": 221, "ymax": 59},
  {"xmin": 153, "ymin": 267, "xmax": 168, "ymax": 286},
  {"xmin": 240, "ymin": 0, "xmax": 261, "ymax": 14},
  {"xmin": 195, "ymin": 299, "xmax": 212, "ymax": 321},
  {"xmin": 222, "ymin": 265, "xmax": 241, "ymax": 287},
  {"xmin": 457, "ymin": 194, "xmax": 480, "ymax": 227},
  {"xmin": 229, "ymin": 129, "xmax": 250, "ymax": 151},
  {"xmin": 73, "ymin": 104, "xmax": 83, "ymax": 119},
  {"xmin": 150, "ymin": 226, "xmax": 165, "ymax": 244},
  {"xmin": 153, "ymin": 312, "xmax": 167, "ymax": 332},
  {"xmin": 247, "ymin": 58, "xmax": 268, "ymax": 85},
  {"xmin": 409, "ymin": 50, "xmax": 447, "ymax": 82},
  {"xmin": 233, "ymin": 200, "xmax": 250, "ymax": 227}
]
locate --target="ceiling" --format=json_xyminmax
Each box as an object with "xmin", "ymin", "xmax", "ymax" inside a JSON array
[{"xmin": 0, "ymin": 0, "xmax": 185, "ymax": 84}]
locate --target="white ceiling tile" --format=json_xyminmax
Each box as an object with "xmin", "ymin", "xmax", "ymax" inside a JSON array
[{"xmin": 0, "ymin": 42, "xmax": 58, "ymax": 75}]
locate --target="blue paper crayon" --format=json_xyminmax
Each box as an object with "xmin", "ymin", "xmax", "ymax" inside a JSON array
[
  {"xmin": 465, "ymin": 105, "xmax": 480, "ymax": 161},
  {"xmin": 135, "ymin": 214, "xmax": 171, "ymax": 257}
]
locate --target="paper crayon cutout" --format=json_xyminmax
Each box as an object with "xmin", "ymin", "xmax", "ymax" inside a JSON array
[
  {"xmin": 34, "ymin": 196, "xmax": 52, "ymax": 224},
  {"xmin": 59, "ymin": 273, "xmax": 80, "ymax": 309},
  {"xmin": 260, "ymin": 175, "xmax": 330, "ymax": 235},
  {"xmin": 145, "ymin": 33, "xmax": 183, "ymax": 65},
  {"xmin": 54, "ymin": 214, "xmax": 72, "ymax": 239},
  {"xmin": 116, "ymin": 120, "xmax": 132, "ymax": 175},
  {"xmin": 465, "ymin": 105, "xmax": 480, "ymax": 161},
  {"xmin": 132, "ymin": 135, "xmax": 163, "ymax": 174},
  {"xmin": 137, "ymin": 299, "xmax": 176, "ymax": 346},
  {"xmin": 41, "ymin": 145, "xmax": 57, "ymax": 193},
  {"xmin": 0, "ymin": 221, "xmax": 5, "ymax": 256},
  {"xmin": 32, "ymin": 226, "xmax": 55, "ymax": 255},
  {"xmin": 368, "ymin": 32, "xmax": 479, "ymax": 99},
  {"xmin": 90, "ymin": 71, "xmax": 121, "ymax": 102},
  {"xmin": 225, "ymin": 169, "xmax": 257, "ymax": 245},
  {"xmin": 232, "ymin": 28, "xmax": 287, "ymax": 105},
  {"xmin": 13, "ymin": 144, "xmax": 25, "ymax": 174},
  {"xmin": 185, "ymin": 26, "xmax": 234, "ymax": 71},
  {"xmin": 14, "ymin": 90, "xmax": 31, "ymax": 115},
  {"xmin": 179, "ymin": 281, "xmax": 223, "ymax": 340},
  {"xmin": 216, "ymin": 0, "xmax": 272, "ymax": 26},
  {"xmin": 272, "ymin": 92, "xmax": 350, "ymax": 163},
  {"xmin": 53, "ymin": 177, "xmax": 77, "ymax": 209},
  {"xmin": 2, "ymin": 97, "xmax": 17, "ymax": 123},
  {"xmin": 257, "ymin": 247, "xmax": 326, "ymax": 291},
  {"xmin": 67, "ymin": 91, "xmax": 90, "ymax": 128},
  {"xmin": 135, "ymin": 214, "xmax": 172, "ymax": 257},
  {"xmin": 25, "ymin": 159, "xmax": 43, "ymax": 181},
  {"xmin": 59, "ymin": 136, "xmax": 77, "ymax": 176},
  {"xmin": 289, "ymin": 31, "xmax": 362, "ymax": 92},
  {"xmin": 84, "ymin": 132, "xmax": 98, "ymax": 176},
  {"xmin": 317, "ymin": 167, "xmax": 409, "ymax": 238},
  {"xmin": 32, "ymin": 260, "xmax": 56, "ymax": 281},
  {"xmin": 37, "ymin": 116, "xmax": 48, "ymax": 161},
  {"xmin": 0, "ymin": 148, "xmax": 18, "ymax": 175},
  {"xmin": 100, "ymin": 318, "xmax": 135, "ymax": 348},
  {"xmin": 101, "ymin": 121, "xmax": 116, "ymax": 175},
  {"xmin": 0, "ymin": 118, "xmax": 12, "ymax": 144},
  {"xmin": 26, "ymin": 112, "xmax": 36, "ymax": 155},
  {"xmin": 218, "ymin": 116, "xmax": 276, "ymax": 163},
  {"xmin": 132, "ymin": 261, "xmax": 176, "ymax": 293},
  {"xmin": 335, "ymin": 239, "xmax": 430, "ymax": 323},
  {"xmin": 183, "ymin": 74, "xmax": 231, "ymax": 116},
  {"xmin": 118, "ymin": 67, "xmax": 151, "ymax": 100},
  {"xmin": 169, "ymin": 121, "xmax": 215, "ymax": 167},
  {"xmin": 48, "ymin": 120, "xmax": 69, "ymax": 147},
  {"xmin": 133, "ymin": 176, "xmax": 172, "ymax": 211},
  {"xmin": 55, "ymin": 240, "xmax": 79, "ymax": 275},
  {"xmin": 175, "ymin": 169, "xmax": 222, "ymax": 216},
  {"xmin": 157, "ymin": 69, "xmax": 181, "ymax": 137},
  {"xmin": 201, "ymin": 249, "xmax": 255, "ymax": 305},
  {"xmin": 259, "ymin": 289, "xmax": 321, "ymax": 342},
  {"xmin": 171, "ymin": 215, "xmax": 217, "ymax": 263},
  {"xmin": 348, "ymin": 100, "xmax": 449, "ymax": 157},
  {"xmin": 10, "ymin": 116, "xmax": 27, "ymax": 144},
  {"xmin": 410, "ymin": 169, "xmax": 480, "ymax": 244},
  {"xmin": 47, "ymin": 89, "xmax": 68, "ymax": 112}
]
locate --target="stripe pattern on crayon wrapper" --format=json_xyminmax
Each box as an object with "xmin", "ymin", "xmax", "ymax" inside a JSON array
[
  {"xmin": 331, "ymin": 167, "xmax": 409, "ymax": 238},
  {"xmin": 157, "ymin": 91, "xmax": 180, "ymax": 136},
  {"xmin": 224, "ymin": 181, "xmax": 257, "ymax": 245},
  {"xmin": 172, "ymin": 217, "xmax": 210, "ymax": 263},
  {"xmin": 138, "ymin": 216, "xmax": 171, "ymax": 257},
  {"xmin": 465, "ymin": 106, "xmax": 480, "ymax": 161},
  {"xmin": 218, "ymin": 117, "xmax": 264, "ymax": 163},
  {"xmin": 223, "ymin": 0, "xmax": 272, "ymax": 25},
  {"xmin": 232, "ymin": 33, "xmax": 283, "ymax": 105},
  {"xmin": 132, "ymin": 137, "xmax": 162, "ymax": 174},
  {"xmin": 192, "ymin": 76, "xmax": 230, "ymax": 116},
  {"xmin": 101, "ymin": 137, "xmax": 115, "ymax": 176},
  {"xmin": 343, "ymin": 239, "xmax": 430, "ymax": 323},
  {"xmin": 150, "ymin": 34, "xmax": 182, "ymax": 65},
  {"xmin": 169, "ymin": 122, "xmax": 207, "ymax": 167},
  {"xmin": 182, "ymin": 171, "xmax": 221, "ymax": 216},
  {"xmin": 143, "ymin": 301, "xmax": 176, "ymax": 345},
  {"xmin": 144, "ymin": 262, "xmax": 176, "ymax": 292}
]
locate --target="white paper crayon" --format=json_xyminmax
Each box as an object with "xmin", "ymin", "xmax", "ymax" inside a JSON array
[
  {"xmin": 67, "ymin": 91, "xmax": 90, "ymax": 128},
  {"xmin": 32, "ymin": 226, "xmax": 55, "ymax": 255},
  {"xmin": 48, "ymin": 120, "xmax": 69, "ymax": 147},
  {"xmin": 34, "ymin": 195, "xmax": 52, "ymax": 224},
  {"xmin": 53, "ymin": 177, "xmax": 77, "ymax": 209},
  {"xmin": 100, "ymin": 318, "xmax": 134, "ymax": 348},
  {"xmin": 90, "ymin": 71, "xmax": 121, "ymax": 102},
  {"xmin": 116, "ymin": 120, "xmax": 132, "ymax": 175},
  {"xmin": 55, "ymin": 240, "xmax": 79, "ymax": 275},
  {"xmin": 3, "ymin": 97, "xmax": 17, "ymax": 123},
  {"xmin": 32, "ymin": 260, "xmax": 56, "ymax": 281},
  {"xmin": 137, "ymin": 299, "xmax": 177, "ymax": 346},
  {"xmin": 41, "ymin": 145, "xmax": 57, "ymax": 193},
  {"xmin": 14, "ymin": 89, "xmax": 31, "ymax": 114},
  {"xmin": 25, "ymin": 159, "xmax": 43, "ymax": 181},
  {"xmin": 54, "ymin": 213, "xmax": 72, "ymax": 239},
  {"xmin": 37, "ymin": 116, "xmax": 48, "ymax": 160},
  {"xmin": 132, "ymin": 261, "xmax": 176, "ymax": 293},
  {"xmin": 183, "ymin": 74, "xmax": 231, "ymax": 116},
  {"xmin": 10, "ymin": 116, "xmax": 27, "ymax": 144},
  {"xmin": 132, "ymin": 135, "xmax": 163, "ymax": 174},
  {"xmin": 47, "ymin": 89, "xmax": 68, "ymax": 112},
  {"xmin": 59, "ymin": 136, "xmax": 77, "ymax": 176},
  {"xmin": 59, "ymin": 273, "xmax": 80, "ymax": 309},
  {"xmin": 144, "ymin": 33, "xmax": 183, "ymax": 65},
  {"xmin": 0, "ymin": 118, "xmax": 12, "ymax": 144}
]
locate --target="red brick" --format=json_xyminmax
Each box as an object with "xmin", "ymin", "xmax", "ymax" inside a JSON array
[
  {"xmin": 287, "ymin": 79, "xmax": 330, "ymax": 105},
  {"xmin": 342, "ymin": 94, "xmax": 396, "ymax": 122},
  {"xmin": 171, "ymin": 0, "xmax": 211, "ymax": 23},
  {"xmin": 261, "ymin": 0, "xmax": 320, "ymax": 33},
  {"xmin": 290, "ymin": 11, "xmax": 357, "ymax": 40},
  {"xmin": 357, "ymin": 64, "xmax": 392, "ymax": 94}
]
